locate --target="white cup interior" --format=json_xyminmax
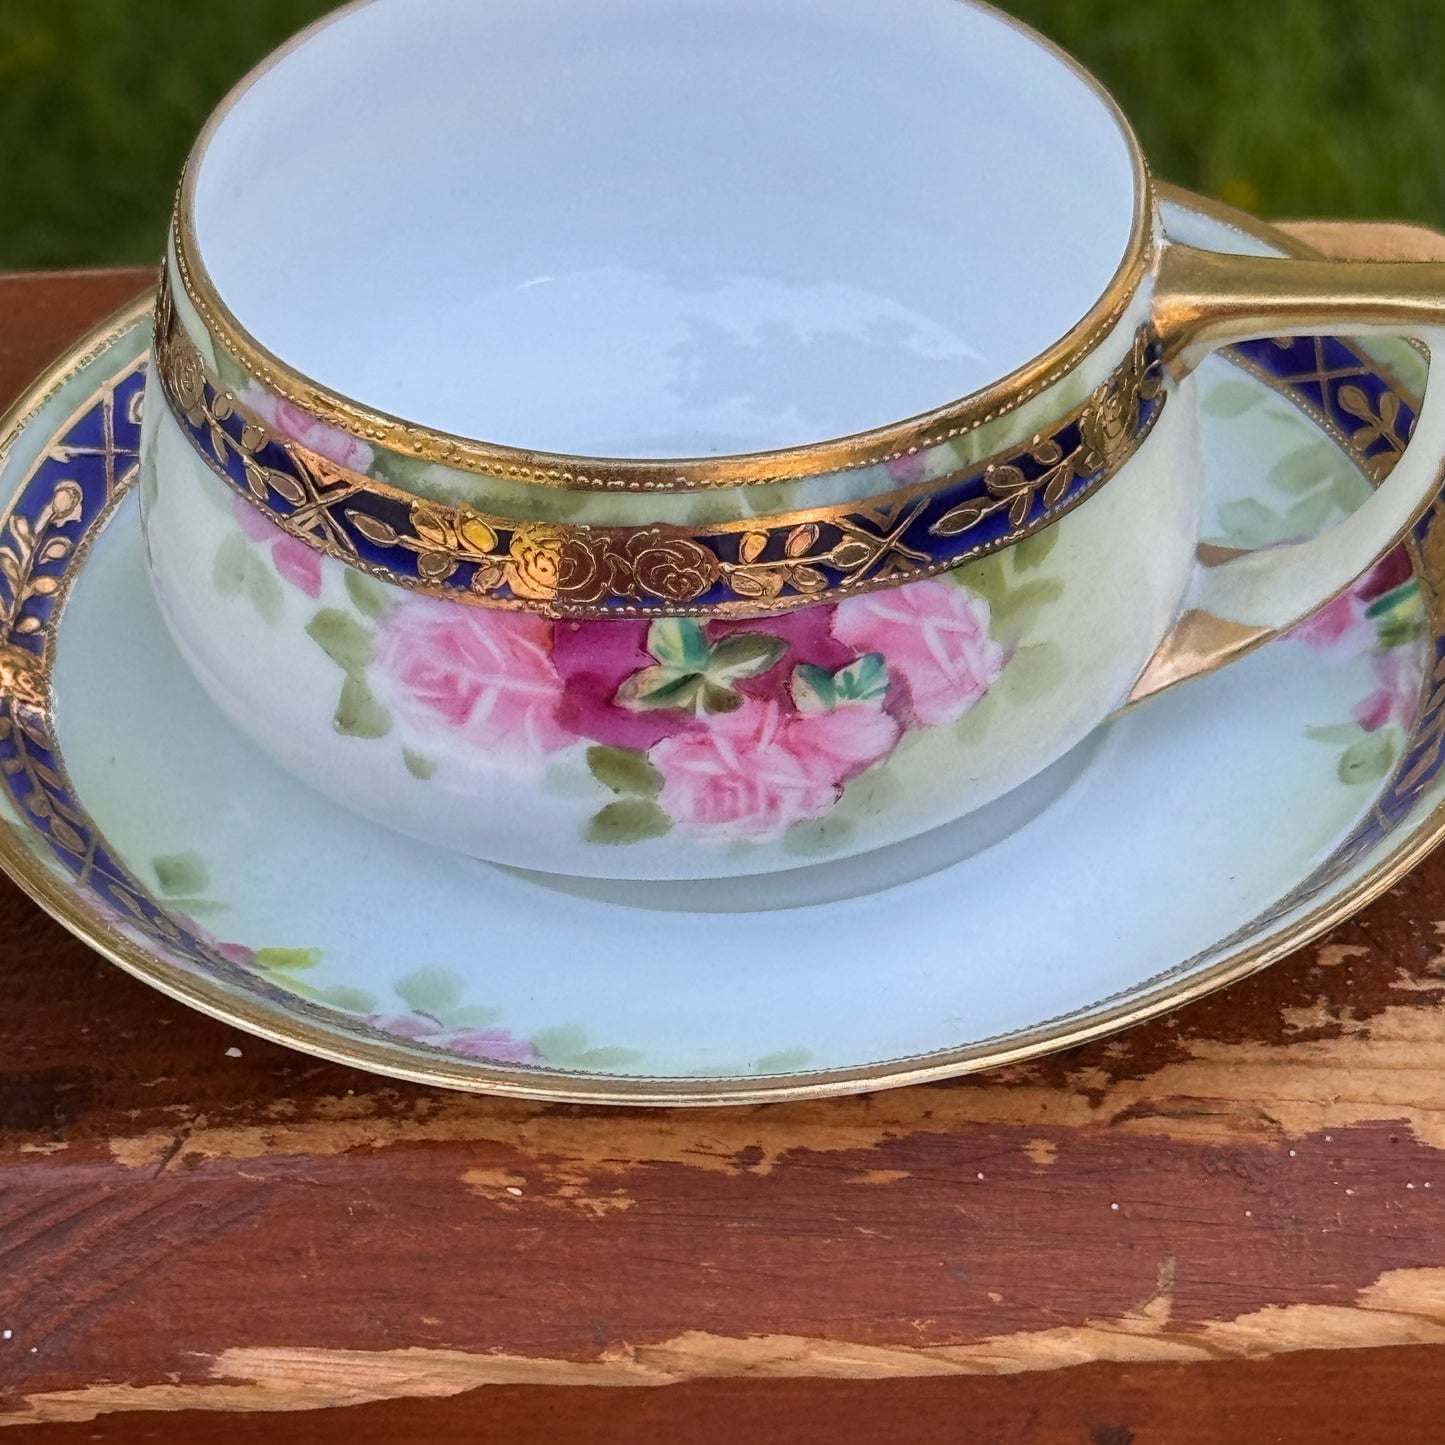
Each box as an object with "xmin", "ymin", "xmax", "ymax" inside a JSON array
[{"xmin": 190, "ymin": 0, "xmax": 1141, "ymax": 459}]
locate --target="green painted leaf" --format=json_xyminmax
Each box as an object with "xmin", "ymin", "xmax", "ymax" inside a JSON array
[
  {"xmin": 531, "ymin": 1025, "xmax": 588, "ymax": 1064},
  {"xmin": 587, "ymin": 745, "xmax": 664, "ymax": 797},
  {"xmin": 1204, "ymin": 380, "xmax": 1264, "ymax": 418},
  {"xmin": 404, "ymin": 748, "xmax": 437, "ymax": 781},
  {"xmin": 1012, "ymin": 527, "xmax": 1060, "ymax": 572},
  {"xmin": 647, "ymin": 618, "xmax": 711, "ymax": 672},
  {"xmin": 585, "ymin": 799, "xmax": 673, "ymax": 845},
  {"xmin": 753, "ymin": 1048, "xmax": 814, "ymax": 1074},
  {"xmin": 152, "ymin": 851, "xmax": 209, "ymax": 898},
  {"xmin": 317, "ymin": 985, "xmax": 379, "ymax": 1014},
  {"xmin": 1215, "ymin": 498, "xmax": 1284, "ymax": 548},
  {"xmin": 1366, "ymin": 583, "xmax": 1426, "ymax": 648},
  {"xmin": 345, "ymin": 569, "xmax": 396, "ymax": 620},
  {"xmin": 1306, "ymin": 722, "xmax": 1367, "ymax": 745},
  {"xmin": 1003, "ymin": 643, "xmax": 1066, "ymax": 703},
  {"xmin": 245, "ymin": 560, "xmax": 284, "ymax": 627},
  {"xmin": 701, "ymin": 681, "xmax": 746, "ymax": 714},
  {"xmin": 992, "ymin": 578, "xmax": 1065, "ymax": 638},
  {"xmin": 1330, "ymin": 472, "xmax": 1372, "ymax": 514},
  {"xmin": 790, "ymin": 663, "xmax": 835, "ymax": 714},
  {"xmin": 165, "ymin": 897, "xmax": 227, "ymax": 918},
  {"xmin": 832, "ymin": 653, "xmax": 890, "ymax": 704},
  {"xmin": 213, "ymin": 535, "xmax": 249, "ymax": 598},
  {"xmin": 307, "ymin": 608, "xmax": 374, "ymax": 677},
  {"xmin": 395, "ymin": 967, "xmax": 464, "ymax": 1017},
  {"xmin": 334, "ymin": 676, "xmax": 392, "ymax": 739},
  {"xmin": 708, "ymin": 633, "xmax": 787, "ymax": 683},
  {"xmin": 1339, "ymin": 732, "xmax": 1398, "ymax": 785},
  {"xmin": 449, "ymin": 1004, "xmax": 503, "ymax": 1029},
  {"xmin": 529, "ymin": 1026, "xmax": 642, "ymax": 1070},
  {"xmin": 254, "ymin": 947, "xmax": 324, "ymax": 975},
  {"xmin": 1365, "ymin": 581, "xmax": 1422, "ymax": 619},
  {"xmin": 1284, "ymin": 490, "xmax": 1338, "ymax": 537},
  {"xmin": 616, "ymin": 666, "xmax": 705, "ymax": 713},
  {"xmin": 953, "ymin": 553, "xmax": 1008, "ymax": 609},
  {"xmin": 1266, "ymin": 449, "xmax": 1329, "ymax": 495}
]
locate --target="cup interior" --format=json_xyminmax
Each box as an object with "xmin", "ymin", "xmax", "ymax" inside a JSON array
[{"xmin": 190, "ymin": 0, "xmax": 1141, "ymax": 459}]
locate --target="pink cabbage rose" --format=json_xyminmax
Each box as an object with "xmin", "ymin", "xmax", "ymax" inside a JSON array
[
  {"xmin": 372, "ymin": 594, "xmax": 573, "ymax": 771},
  {"xmin": 1356, "ymin": 645, "xmax": 1427, "ymax": 733},
  {"xmin": 242, "ymin": 384, "xmax": 375, "ymax": 472},
  {"xmin": 1289, "ymin": 587, "xmax": 1374, "ymax": 661},
  {"xmin": 370, "ymin": 1013, "xmax": 541, "ymax": 1065},
  {"xmin": 832, "ymin": 580, "xmax": 1005, "ymax": 727},
  {"xmin": 791, "ymin": 701, "xmax": 901, "ymax": 776},
  {"xmin": 233, "ymin": 496, "xmax": 323, "ymax": 598},
  {"xmin": 1290, "ymin": 547, "xmax": 1413, "ymax": 661},
  {"xmin": 652, "ymin": 699, "xmax": 896, "ymax": 842}
]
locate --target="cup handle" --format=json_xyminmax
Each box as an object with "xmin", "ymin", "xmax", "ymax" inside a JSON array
[{"xmin": 1128, "ymin": 228, "xmax": 1445, "ymax": 703}]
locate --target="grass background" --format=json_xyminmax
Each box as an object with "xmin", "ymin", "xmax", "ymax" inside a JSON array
[{"xmin": 1, "ymin": 0, "xmax": 1443, "ymax": 269}]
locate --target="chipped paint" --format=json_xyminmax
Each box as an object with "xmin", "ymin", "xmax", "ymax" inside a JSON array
[
  {"xmin": 86, "ymin": 1001, "xmax": 1445, "ymax": 1184},
  {"xmin": 9, "ymin": 1267, "xmax": 1445, "ymax": 1426}
]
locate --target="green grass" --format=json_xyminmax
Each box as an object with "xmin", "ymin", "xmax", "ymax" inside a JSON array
[{"xmin": 2, "ymin": 0, "xmax": 1444, "ymax": 268}]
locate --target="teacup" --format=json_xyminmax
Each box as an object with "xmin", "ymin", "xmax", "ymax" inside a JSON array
[{"xmin": 138, "ymin": 0, "xmax": 1445, "ymax": 880}]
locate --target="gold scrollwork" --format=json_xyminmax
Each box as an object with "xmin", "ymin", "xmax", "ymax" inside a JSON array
[{"xmin": 155, "ymin": 282, "xmax": 1166, "ymax": 617}]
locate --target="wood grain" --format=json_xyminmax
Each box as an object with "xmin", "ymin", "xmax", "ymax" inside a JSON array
[
  {"xmin": 4, "ymin": 264, "xmax": 1445, "ymax": 1442},
  {"xmin": 15, "ymin": 1347, "xmax": 1445, "ymax": 1445}
]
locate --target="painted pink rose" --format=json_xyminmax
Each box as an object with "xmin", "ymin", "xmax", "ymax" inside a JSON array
[
  {"xmin": 791, "ymin": 701, "xmax": 901, "ymax": 777},
  {"xmin": 1290, "ymin": 547, "xmax": 1413, "ymax": 662},
  {"xmin": 242, "ymin": 384, "xmax": 375, "ymax": 472},
  {"xmin": 831, "ymin": 580, "xmax": 1005, "ymax": 727},
  {"xmin": 651, "ymin": 698, "xmax": 896, "ymax": 842},
  {"xmin": 652, "ymin": 701, "xmax": 839, "ymax": 841},
  {"xmin": 170, "ymin": 911, "xmax": 258, "ymax": 971},
  {"xmin": 1288, "ymin": 588, "xmax": 1373, "ymax": 661},
  {"xmin": 1356, "ymin": 645, "xmax": 1426, "ymax": 732},
  {"xmin": 233, "ymin": 497, "xmax": 323, "ymax": 598},
  {"xmin": 372, "ymin": 594, "xmax": 573, "ymax": 771},
  {"xmin": 371, "ymin": 1013, "xmax": 541, "ymax": 1065}
]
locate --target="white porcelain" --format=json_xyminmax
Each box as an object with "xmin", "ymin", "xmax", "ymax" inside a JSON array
[
  {"xmin": 188, "ymin": 0, "xmax": 1140, "ymax": 454},
  {"xmin": 2, "ymin": 201, "xmax": 1443, "ymax": 1101},
  {"xmin": 137, "ymin": 0, "xmax": 1445, "ymax": 882}
]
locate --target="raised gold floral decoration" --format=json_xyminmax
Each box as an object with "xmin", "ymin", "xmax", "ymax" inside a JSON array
[{"xmin": 155, "ymin": 278, "xmax": 1167, "ymax": 617}]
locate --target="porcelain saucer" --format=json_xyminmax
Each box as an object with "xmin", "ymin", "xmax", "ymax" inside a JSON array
[{"xmin": 1, "ymin": 196, "xmax": 1443, "ymax": 1105}]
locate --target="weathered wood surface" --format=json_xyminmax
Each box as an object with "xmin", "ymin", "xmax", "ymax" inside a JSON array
[{"xmin": 4, "ymin": 267, "xmax": 1445, "ymax": 1441}]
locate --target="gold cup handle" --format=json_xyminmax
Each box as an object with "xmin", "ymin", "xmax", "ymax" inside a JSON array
[{"xmin": 1129, "ymin": 225, "xmax": 1445, "ymax": 703}]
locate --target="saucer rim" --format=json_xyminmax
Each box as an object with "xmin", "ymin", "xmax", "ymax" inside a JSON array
[{"xmin": 2, "ymin": 212, "xmax": 1442, "ymax": 1106}]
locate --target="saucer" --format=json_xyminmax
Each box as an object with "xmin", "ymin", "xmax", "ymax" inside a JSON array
[{"xmin": 2, "ymin": 196, "xmax": 1443, "ymax": 1105}]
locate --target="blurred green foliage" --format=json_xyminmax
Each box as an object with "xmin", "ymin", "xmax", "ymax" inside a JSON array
[{"xmin": 1, "ymin": 0, "xmax": 1443, "ymax": 269}]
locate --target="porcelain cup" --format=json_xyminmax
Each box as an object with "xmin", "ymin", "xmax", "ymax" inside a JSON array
[{"xmin": 139, "ymin": 0, "xmax": 1445, "ymax": 880}]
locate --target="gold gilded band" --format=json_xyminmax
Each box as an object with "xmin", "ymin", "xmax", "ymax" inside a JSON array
[
  {"xmin": 169, "ymin": 0, "xmax": 1153, "ymax": 494},
  {"xmin": 170, "ymin": 211, "xmax": 1151, "ymax": 494},
  {"xmin": 156, "ymin": 278, "xmax": 1166, "ymax": 618}
]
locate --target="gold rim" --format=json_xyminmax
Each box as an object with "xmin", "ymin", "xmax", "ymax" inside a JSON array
[
  {"xmin": 1, "ymin": 199, "xmax": 1444, "ymax": 1105},
  {"xmin": 173, "ymin": 0, "xmax": 1154, "ymax": 493},
  {"xmin": 156, "ymin": 289, "xmax": 1166, "ymax": 618}
]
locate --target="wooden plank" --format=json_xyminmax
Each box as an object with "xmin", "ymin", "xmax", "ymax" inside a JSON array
[
  {"xmin": 0, "ymin": 269, "xmax": 153, "ymax": 410},
  {"xmin": 13, "ymin": 1347, "xmax": 1445, "ymax": 1444}
]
